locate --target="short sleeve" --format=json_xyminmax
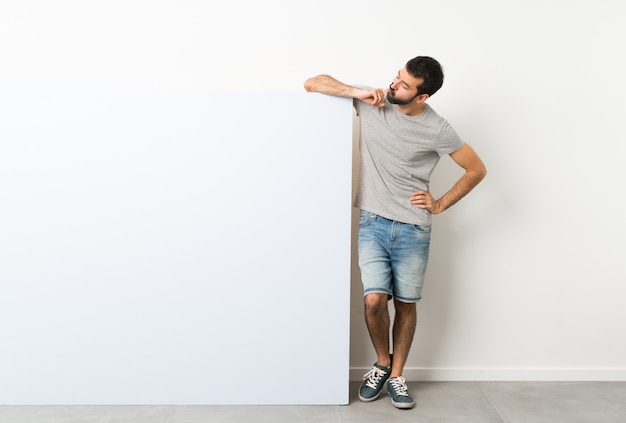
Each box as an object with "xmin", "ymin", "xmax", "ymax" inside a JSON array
[{"xmin": 436, "ymin": 120, "xmax": 465, "ymax": 156}]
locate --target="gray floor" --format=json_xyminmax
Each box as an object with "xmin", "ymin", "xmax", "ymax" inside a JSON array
[{"xmin": 1, "ymin": 381, "xmax": 625, "ymax": 423}]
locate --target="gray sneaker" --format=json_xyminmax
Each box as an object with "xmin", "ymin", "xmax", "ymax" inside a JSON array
[
  {"xmin": 358, "ymin": 363, "xmax": 391, "ymax": 402},
  {"xmin": 387, "ymin": 376, "xmax": 415, "ymax": 409}
]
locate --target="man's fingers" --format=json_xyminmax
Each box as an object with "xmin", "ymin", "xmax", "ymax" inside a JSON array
[{"xmin": 371, "ymin": 88, "xmax": 386, "ymax": 106}]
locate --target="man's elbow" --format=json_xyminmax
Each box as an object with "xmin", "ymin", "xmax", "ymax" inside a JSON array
[
  {"xmin": 466, "ymin": 161, "xmax": 487, "ymax": 186},
  {"xmin": 475, "ymin": 163, "xmax": 487, "ymax": 182},
  {"xmin": 303, "ymin": 78, "xmax": 315, "ymax": 92},
  {"xmin": 303, "ymin": 74, "xmax": 329, "ymax": 92}
]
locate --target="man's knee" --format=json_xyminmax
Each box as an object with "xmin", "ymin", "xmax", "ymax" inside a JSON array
[
  {"xmin": 364, "ymin": 293, "xmax": 389, "ymax": 314},
  {"xmin": 393, "ymin": 298, "xmax": 417, "ymax": 315}
]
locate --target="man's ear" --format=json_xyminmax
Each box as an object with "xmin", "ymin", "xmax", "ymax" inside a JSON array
[{"xmin": 415, "ymin": 93, "xmax": 430, "ymax": 104}]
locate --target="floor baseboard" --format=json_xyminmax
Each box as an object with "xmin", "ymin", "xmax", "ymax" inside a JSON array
[{"xmin": 350, "ymin": 367, "xmax": 626, "ymax": 381}]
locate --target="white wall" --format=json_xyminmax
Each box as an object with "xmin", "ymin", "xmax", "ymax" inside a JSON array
[{"xmin": 1, "ymin": 0, "xmax": 625, "ymax": 382}]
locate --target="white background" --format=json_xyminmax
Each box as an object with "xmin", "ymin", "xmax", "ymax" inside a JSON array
[{"xmin": 1, "ymin": 0, "xmax": 625, "ymax": 385}]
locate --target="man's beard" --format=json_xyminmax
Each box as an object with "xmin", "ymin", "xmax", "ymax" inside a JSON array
[{"xmin": 386, "ymin": 89, "xmax": 420, "ymax": 105}]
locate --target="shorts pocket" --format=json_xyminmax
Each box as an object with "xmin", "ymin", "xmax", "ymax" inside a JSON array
[
  {"xmin": 359, "ymin": 211, "xmax": 375, "ymax": 227},
  {"xmin": 412, "ymin": 224, "xmax": 432, "ymax": 233}
]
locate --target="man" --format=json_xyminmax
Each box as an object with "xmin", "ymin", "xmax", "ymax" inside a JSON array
[{"xmin": 304, "ymin": 56, "xmax": 486, "ymax": 409}]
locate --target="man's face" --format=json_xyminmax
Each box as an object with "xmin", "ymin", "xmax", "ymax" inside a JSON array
[{"xmin": 387, "ymin": 67, "xmax": 424, "ymax": 105}]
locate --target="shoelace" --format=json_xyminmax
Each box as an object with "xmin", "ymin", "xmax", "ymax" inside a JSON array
[
  {"xmin": 362, "ymin": 366, "xmax": 388, "ymax": 389},
  {"xmin": 388, "ymin": 376, "xmax": 410, "ymax": 397}
]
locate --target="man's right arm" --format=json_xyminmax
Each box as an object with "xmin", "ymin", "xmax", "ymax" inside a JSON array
[{"xmin": 303, "ymin": 75, "xmax": 387, "ymax": 107}]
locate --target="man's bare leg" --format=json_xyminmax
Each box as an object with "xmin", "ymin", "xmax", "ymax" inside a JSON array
[
  {"xmin": 390, "ymin": 298, "xmax": 417, "ymax": 377},
  {"xmin": 363, "ymin": 293, "xmax": 392, "ymax": 367}
]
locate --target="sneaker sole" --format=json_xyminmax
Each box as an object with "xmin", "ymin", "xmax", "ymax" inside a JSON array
[
  {"xmin": 358, "ymin": 389, "xmax": 384, "ymax": 402},
  {"xmin": 390, "ymin": 396, "xmax": 415, "ymax": 409}
]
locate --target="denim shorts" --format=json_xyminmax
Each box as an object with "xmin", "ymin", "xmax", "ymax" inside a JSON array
[{"xmin": 358, "ymin": 210, "xmax": 432, "ymax": 303}]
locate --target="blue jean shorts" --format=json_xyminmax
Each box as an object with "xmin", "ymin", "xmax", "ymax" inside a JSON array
[{"xmin": 358, "ymin": 210, "xmax": 432, "ymax": 303}]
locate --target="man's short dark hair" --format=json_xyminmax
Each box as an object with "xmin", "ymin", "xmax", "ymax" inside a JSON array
[{"xmin": 406, "ymin": 56, "xmax": 444, "ymax": 97}]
